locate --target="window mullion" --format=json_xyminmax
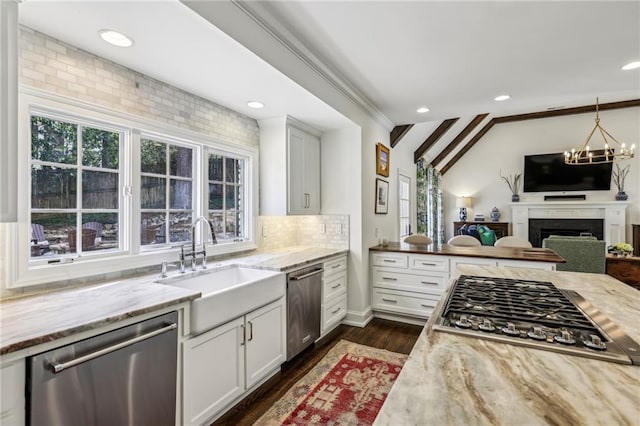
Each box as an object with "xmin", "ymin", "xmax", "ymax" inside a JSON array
[{"xmin": 76, "ymin": 124, "xmax": 83, "ymax": 253}]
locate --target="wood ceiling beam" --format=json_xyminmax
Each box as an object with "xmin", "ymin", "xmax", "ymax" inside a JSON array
[
  {"xmin": 390, "ymin": 124, "xmax": 414, "ymax": 148},
  {"xmin": 430, "ymin": 113, "xmax": 489, "ymax": 168},
  {"xmin": 494, "ymin": 99, "xmax": 640, "ymax": 124},
  {"xmin": 440, "ymin": 119, "xmax": 496, "ymax": 175},
  {"xmin": 439, "ymin": 98, "xmax": 640, "ymax": 175},
  {"xmin": 413, "ymin": 118, "xmax": 459, "ymax": 163}
]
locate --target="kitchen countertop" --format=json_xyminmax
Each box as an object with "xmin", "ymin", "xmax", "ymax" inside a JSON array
[
  {"xmin": 229, "ymin": 246, "xmax": 348, "ymax": 272},
  {"xmin": 370, "ymin": 242, "xmax": 564, "ymax": 263},
  {"xmin": 374, "ymin": 266, "xmax": 640, "ymax": 425},
  {"xmin": 0, "ymin": 246, "xmax": 347, "ymax": 356}
]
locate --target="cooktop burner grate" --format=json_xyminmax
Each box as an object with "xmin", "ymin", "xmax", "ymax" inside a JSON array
[
  {"xmin": 443, "ymin": 276, "xmax": 599, "ymax": 330},
  {"xmin": 433, "ymin": 275, "xmax": 640, "ymax": 365}
]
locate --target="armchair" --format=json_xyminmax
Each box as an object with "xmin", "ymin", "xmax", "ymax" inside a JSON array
[{"xmin": 542, "ymin": 235, "xmax": 606, "ymax": 273}]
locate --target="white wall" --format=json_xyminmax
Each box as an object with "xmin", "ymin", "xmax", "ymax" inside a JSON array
[{"xmin": 442, "ymin": 107, "xmax": 640, "ymax": 242}]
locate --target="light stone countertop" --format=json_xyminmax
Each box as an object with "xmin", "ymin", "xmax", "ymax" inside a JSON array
[
  {"xmin": 0, "ymin": 246, "xmax": 347, "ymax": 356},
  {"xmin": 374, "ymin": 266, "xmax": 640, "ymax": 426}
]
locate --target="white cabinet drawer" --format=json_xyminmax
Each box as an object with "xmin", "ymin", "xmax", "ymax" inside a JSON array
[
  {"xmin": 371, "ymin": 253, "xmax": 408, "ymax": 269},
  {"xmin": 372, "ymin": 268, "xmax": 447, "ymax": 295},
  {"xmin": 324, "ymin": 271, "xmax": 347, "ymax": 302},
  {"xmin": 372, "ymin": 288, "xmax": 441, "ymax": 318},
  {"xmin": 497, "ymin": 259, "xmax": 556, "ymax": 271},
  {"xmin": 450, "ymin": 256, "xmax": 498, "ymax": 273},
  {"xmin": 324, "ymin": 256, "xmax": 347, "ymax": 276},
  {"xmin": 409, "ymin": 255, "xmax": 449, "ymax": 272},
  {"xmin": 323, "ymin": 295, "xmax": 347, "ymax": 333}
]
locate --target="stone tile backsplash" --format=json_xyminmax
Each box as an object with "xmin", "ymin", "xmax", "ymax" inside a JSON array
[
  {"xmin": 257, "ymin": 215, "xmax": 349, "ymax": 251},
  {"xmin": 18, "ymin": 27, "xmax": 259, "ymax": 147}
]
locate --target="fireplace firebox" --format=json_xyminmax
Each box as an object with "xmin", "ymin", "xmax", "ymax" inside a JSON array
[{"xmin": 528, "ymin": 218, "xmax": 604, "ymax": 247}]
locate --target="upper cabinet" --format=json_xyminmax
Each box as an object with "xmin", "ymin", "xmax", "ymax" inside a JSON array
[
  {"xmin": 0, "ymin": 1, "xmax": 18, "ymax": 222},
  {"xmin": 259, "ymin": 116, "xmax": 321, "ymax": 215}
]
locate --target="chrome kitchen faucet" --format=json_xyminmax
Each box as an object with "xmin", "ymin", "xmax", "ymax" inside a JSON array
[{"xmin": 191, "ymin": 216, "xmax": 217, "ymax": 270}]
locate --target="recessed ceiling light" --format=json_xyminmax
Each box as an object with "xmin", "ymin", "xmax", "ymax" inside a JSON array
[
  {"xmin": 494, "ymin": 95, "xmax": 511, "ymax": 101},
  {"xmin": 247, "ymin": 101, "xmax": 264, "ymax": 109},
  {"xmin": 98, "ymin": 29, "xmax": 134, "ymax": 48},
  {"xmin": 622, "ymin": 61, "xmax": 640, "ymax": 71},
  {"xmin": 416, "ymin": 107, "xmax": 430, "ymax": 113}
]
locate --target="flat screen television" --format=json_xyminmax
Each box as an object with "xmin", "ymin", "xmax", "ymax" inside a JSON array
[{"xmin": 523, "ymin": 152, "xmax": 613, "ymax": 192}]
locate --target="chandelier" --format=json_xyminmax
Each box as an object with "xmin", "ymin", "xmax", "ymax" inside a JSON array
[{"xmin": 564, "ymin": 98, "xmax": 635, "ymax": 165}]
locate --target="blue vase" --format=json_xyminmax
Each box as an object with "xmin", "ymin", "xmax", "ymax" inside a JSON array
[
  {"xmin": 490, "ymin": 207, "xmax": 500, "ymax": 222},
  {"xmin": 615, "ymin": 191, "xmax": 628, "ymax": 201},
  {"xmin": 512, "ymin": 194, "xmax": 520, "ymax": 202}
]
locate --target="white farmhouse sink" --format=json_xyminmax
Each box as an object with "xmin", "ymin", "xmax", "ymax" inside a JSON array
[{"xmin": 157, "ymin": 265, "xmax": 285, "ymax": 335}]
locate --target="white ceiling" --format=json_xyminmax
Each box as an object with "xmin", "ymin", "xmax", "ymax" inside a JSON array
[
  {"xmin": 18, "ymin": 0, "xmax": 640, "ymax": 132},
  {"xmin": 17, "ymin": 0, "xmax": 355, "ymax": 132}
]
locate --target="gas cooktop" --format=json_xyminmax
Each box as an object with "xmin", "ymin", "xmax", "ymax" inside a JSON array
[{"xmin": 432, "ymin": 275, "xmax": 640, "ymax": 365}]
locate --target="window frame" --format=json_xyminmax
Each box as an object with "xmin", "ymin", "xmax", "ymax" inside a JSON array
[
  {"xmin": 205, "ymin": 147, "xmax": 250, "ymax": 243},
  {"xmin": 398, "ymin": 170, "xmax": 412, "ymax": 238},
  {"xmin": 29, "ymin": 110, "xmax": 127, "ymax": 262},
  {"xmin": 9, "ymin": 88, "xmax": 258, "ymax": 289}
]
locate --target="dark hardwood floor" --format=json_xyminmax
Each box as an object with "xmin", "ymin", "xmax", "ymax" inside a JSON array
[{"xmin": 212, "ymin": 318, "xmax": 424, "ymax": 426}]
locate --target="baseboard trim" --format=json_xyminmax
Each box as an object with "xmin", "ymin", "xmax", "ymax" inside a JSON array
[
  {"xmin": 342, "ymin": 307, "xmax": 373, "ymax": 328},
  {"xmin": 373, "ymin": 311, "xmax": 428, "ymax": 327}
]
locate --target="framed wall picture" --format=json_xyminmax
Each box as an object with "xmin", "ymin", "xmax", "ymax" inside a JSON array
[
  {"xmin": 376, "ymin": 143, "xmax": 390, "ymax": 177},
  {"xmin": 375, "ymin": 178, "xmax": 389, "ymax": 214}
]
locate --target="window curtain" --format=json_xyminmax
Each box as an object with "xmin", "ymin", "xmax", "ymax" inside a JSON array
[{"xmin": 417, "ymin": 158, "xmax": 444, "ymax": 244}]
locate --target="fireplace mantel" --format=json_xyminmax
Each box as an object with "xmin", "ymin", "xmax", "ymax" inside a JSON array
[{"xmin": 511, "ymin": 201, "xmax": 628, "ymax": 246}]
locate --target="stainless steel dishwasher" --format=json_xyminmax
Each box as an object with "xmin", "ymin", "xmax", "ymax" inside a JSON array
[
  {"xmin": 287, "ymin": 264, "xmax": 323, "ymax": 360},
  {"xmin": 27, "ymin": 311, "xmax": 178, "ymax": 426}
]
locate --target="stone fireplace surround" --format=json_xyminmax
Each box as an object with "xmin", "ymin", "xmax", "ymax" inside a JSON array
[{"xmin": 511, "ymin": 201, "xmax": 628, "ymax": 247}]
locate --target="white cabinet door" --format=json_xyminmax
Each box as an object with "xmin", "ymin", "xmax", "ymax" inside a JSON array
[
  {"xmin": 287, "ymin": 126, "xmax": 320, "ymax": 215},
  {"xmin": 183, "ymin": 317, "xmax": 245, "ymax": 426},
  {"xmin": 287, "ymin": 126, "xmax": 307, "ymax": 214},
  {"xmin": 304, "ymin": 132, "xmax": 320, "ymax": 213},
  {"xmin": 1, "ymin": 359, "xmax": 25, "ymax": 426},
  {"xmin": 245, "ymin": 299, "xmax": 286, "ymax": 389}
]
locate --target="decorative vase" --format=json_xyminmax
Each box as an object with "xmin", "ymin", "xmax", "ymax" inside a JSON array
[
  {"xmin": 490, "ymin": 207, "xmax": 500, "ymax": 222},
  {"xmin": 615, "ymin": 191, "xmax": 628, "ymax": 201},
  {"xmin": 511, "ymin": 194, "xmax": 520, "ymax": 202},
  {"xmin": 459, "ymin": 207, "xmax": 467, "ymax": 221}
]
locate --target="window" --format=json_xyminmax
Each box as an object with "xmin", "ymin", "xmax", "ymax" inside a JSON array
[
  {"xmin": 140, "ymin": 138, "xmax": 194, "ymax": 247},
  {"xmin": 17, "ymin": 92, "xmax": 257, "ymax": 288},
  {"xmin": 399, "ymin": 172, "xmax": 411, "ymax": 237},
  {"xmin": 206, "ymin": 151, "xmax": 246, "ymax": 242},
  {"xmin": 30, "ymin": 114, "xmax": 123, "ymax": 259}
]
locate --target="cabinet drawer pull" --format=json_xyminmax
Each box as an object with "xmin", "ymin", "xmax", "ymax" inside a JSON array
[
  {"xmin": 240, "ymin": 324, "xmax": 245, "ymax": 346},
  {"xmin": 382, "ymin": 276, "xmax": 397, "ymax": 281},
  {"xmin": 421, "ymin": 304, "xmax": 431, "ymax": 308},
  {"xmin": 331, "ymin": 283, "xmax": 342, "ymax": 289},
  {"xmin": 331, "ymin": 307, "xmax": 341, "ymax": 314},
  {"xmin": 382, "ymin": 298, "xmax": 398, "ymax": 303},
  {"xmin": 383, "ymin": 259, "xmax": 397, "ymax": 263},
  {"xmin": 248, "ymin": 321, "xmax": 253, "ymax": 342},
  {"xmin": 421, "ymin": 262, "xmax": 437, "ymax": 266},
  {"xmin": 332, "ymin": 264, "xmax": 342, "ymax": 269},
  {"xmin": 420, "ymin": 281, "xmax": 436, "ymax": 285}
]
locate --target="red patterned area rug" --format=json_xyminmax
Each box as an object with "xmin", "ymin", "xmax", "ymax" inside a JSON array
[{"xmin": 253, "ymin": 340, "xmax": 407, "ymax": 426}]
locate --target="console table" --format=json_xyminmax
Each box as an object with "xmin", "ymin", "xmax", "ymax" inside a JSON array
[
  {"xmin": 606, "ymin": 254, "xmax": 640, "ymax": 290},
  {"xmin": 454, "ymin": 221, "xmax": 509, "ymax": 239},
  {"xmin": 633, "ymin": 224, "xmax": 639, "ymax": 256}
]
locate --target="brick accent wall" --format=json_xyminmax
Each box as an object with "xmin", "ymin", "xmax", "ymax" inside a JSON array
[{"xmin": 18, "ymin": 27, "xmax": 259, "ymax": 147}]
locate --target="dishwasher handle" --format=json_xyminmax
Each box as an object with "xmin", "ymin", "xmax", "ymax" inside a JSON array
[
  {"xmin": 288, "ymin": 268, "xmax": 323, "ymax": 281},
  {"xmin": 48, "ymin": 322, "xmax": 178, "ymax": 374}
]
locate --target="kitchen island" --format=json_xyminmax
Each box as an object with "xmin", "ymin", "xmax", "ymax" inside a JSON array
[
  {"xmin": 370, "ymin": 241, "xmax": 564, "ymax": 263},
  {"xmin": 374, "ymin": 266, "xmax": 640, "ymax": 425},
  {"xmin": 370, "ymin": 243, "xmax": 564, "ymax": 321}
]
